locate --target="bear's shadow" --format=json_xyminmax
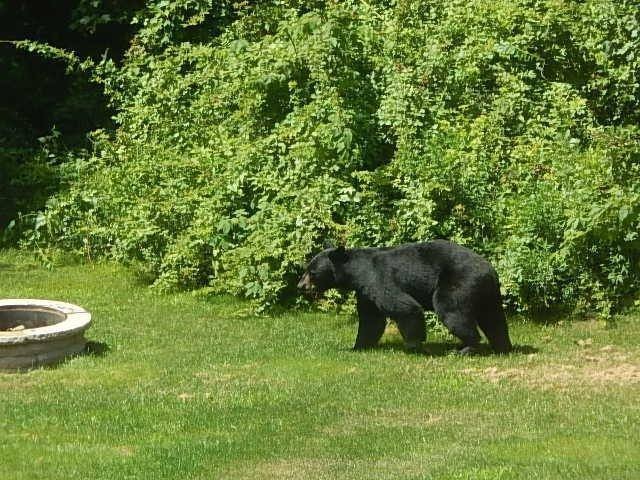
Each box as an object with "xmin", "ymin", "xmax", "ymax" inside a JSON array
[{"xmin": 358, "ymin": 342, "xmax": 537, "ymax": 357}]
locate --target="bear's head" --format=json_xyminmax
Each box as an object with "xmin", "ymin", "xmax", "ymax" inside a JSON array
[{"xmin": 297, "ymin": 246, "xmax": 349, "ymax": 297}]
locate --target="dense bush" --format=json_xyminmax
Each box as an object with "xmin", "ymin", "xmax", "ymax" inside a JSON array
[{"xmin": 22, "ymin": 0, "xmax": 640, "ymax": 313}]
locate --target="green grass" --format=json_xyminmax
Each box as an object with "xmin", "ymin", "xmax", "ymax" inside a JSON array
[{"xmin": 1, "ymin": 250, "xmax": 639, "ymax": 480}]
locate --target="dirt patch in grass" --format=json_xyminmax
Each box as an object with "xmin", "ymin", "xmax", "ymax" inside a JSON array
[{"xmin": 463, "ymin": 346, "xmax": 640, "ymax": 390}]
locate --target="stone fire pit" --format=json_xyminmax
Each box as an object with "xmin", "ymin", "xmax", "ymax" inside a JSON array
[{"xmin": 0, "ymin": 299, "xmax": 91, "ymax": 371}]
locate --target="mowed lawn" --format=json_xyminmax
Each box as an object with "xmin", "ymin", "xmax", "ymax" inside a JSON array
[{"xmin": 1, "ymin": 250, "xmax": 639, "ymax": 480}]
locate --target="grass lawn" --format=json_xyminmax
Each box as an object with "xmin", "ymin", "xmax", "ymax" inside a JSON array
[{"xmin": 1, "ymin": 250, "xmax": 639, "ymax": 479}]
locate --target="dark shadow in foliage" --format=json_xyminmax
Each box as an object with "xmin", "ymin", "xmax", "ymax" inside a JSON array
[
  {"xmin": 0, "ymin": 0, "xmax": 138, "ymax": 232},
  {"xmin": 131, "ymin": 264, "xmax": 160, "ymax": 288}
]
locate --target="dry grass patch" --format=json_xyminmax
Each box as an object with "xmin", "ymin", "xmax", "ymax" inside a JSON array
[{"xmin": 463, "ymin": 345, "xmax": 640, "ymax": 390}]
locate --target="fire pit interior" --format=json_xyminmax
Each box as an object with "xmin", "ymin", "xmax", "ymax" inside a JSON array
[{"xmin": 0, "ymin": 306, "xmax": 67, "ymax": 331}]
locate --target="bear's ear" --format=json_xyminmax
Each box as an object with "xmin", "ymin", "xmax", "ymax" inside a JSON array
[{"xmin": 328, "ymin": 245, "xmax": 349, "ymax": 263}]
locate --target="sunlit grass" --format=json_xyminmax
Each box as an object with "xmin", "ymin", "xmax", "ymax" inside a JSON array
[{"xmin": 1, "ymin": 250, "xmax": 639, "ymax": 479}]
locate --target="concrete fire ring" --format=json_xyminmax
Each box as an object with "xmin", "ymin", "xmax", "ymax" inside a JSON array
[{"xmin": 0, "ymin": 299, "xmax": 91, "ymax": 371}]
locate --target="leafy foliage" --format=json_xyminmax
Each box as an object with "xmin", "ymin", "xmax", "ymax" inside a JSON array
[{"xmin": 21, "ymin": 0, "xmax": 640, "ymax": 313}]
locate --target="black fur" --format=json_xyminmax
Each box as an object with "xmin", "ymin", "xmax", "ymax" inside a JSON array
[{"xmin": 298, "ymin": 240, "xmax": 512, "ymax": 354}]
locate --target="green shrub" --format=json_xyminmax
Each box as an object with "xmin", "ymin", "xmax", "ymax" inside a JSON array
[{"xmin": 22, "ymin": 0, "xmax": 640, "ymax": 313}]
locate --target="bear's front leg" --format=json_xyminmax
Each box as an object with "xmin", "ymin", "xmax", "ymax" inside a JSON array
[{"xmin": 353, "ymin": 296, "xmax": 387, "ymax": 350}]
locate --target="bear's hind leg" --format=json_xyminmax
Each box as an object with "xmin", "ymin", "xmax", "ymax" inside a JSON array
[
  {"xmin": 353, "ymin": 296, "xmax": 387, "ymax": 350},
  {"xmin": 433, "ymin": 291, "xmax": 481, "ymax": 354},
  {"xmin": 477, "ymin": 307, "xmax": 512, "ymax": 353},
  {"xmin": 444, "ymin": 315, "xmax": 481, "ymax": 354}
]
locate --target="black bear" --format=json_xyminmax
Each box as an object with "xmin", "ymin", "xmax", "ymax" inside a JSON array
[{"xmin": 298, "ymin": 240, "xmax": 512, "ymax": 354}]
